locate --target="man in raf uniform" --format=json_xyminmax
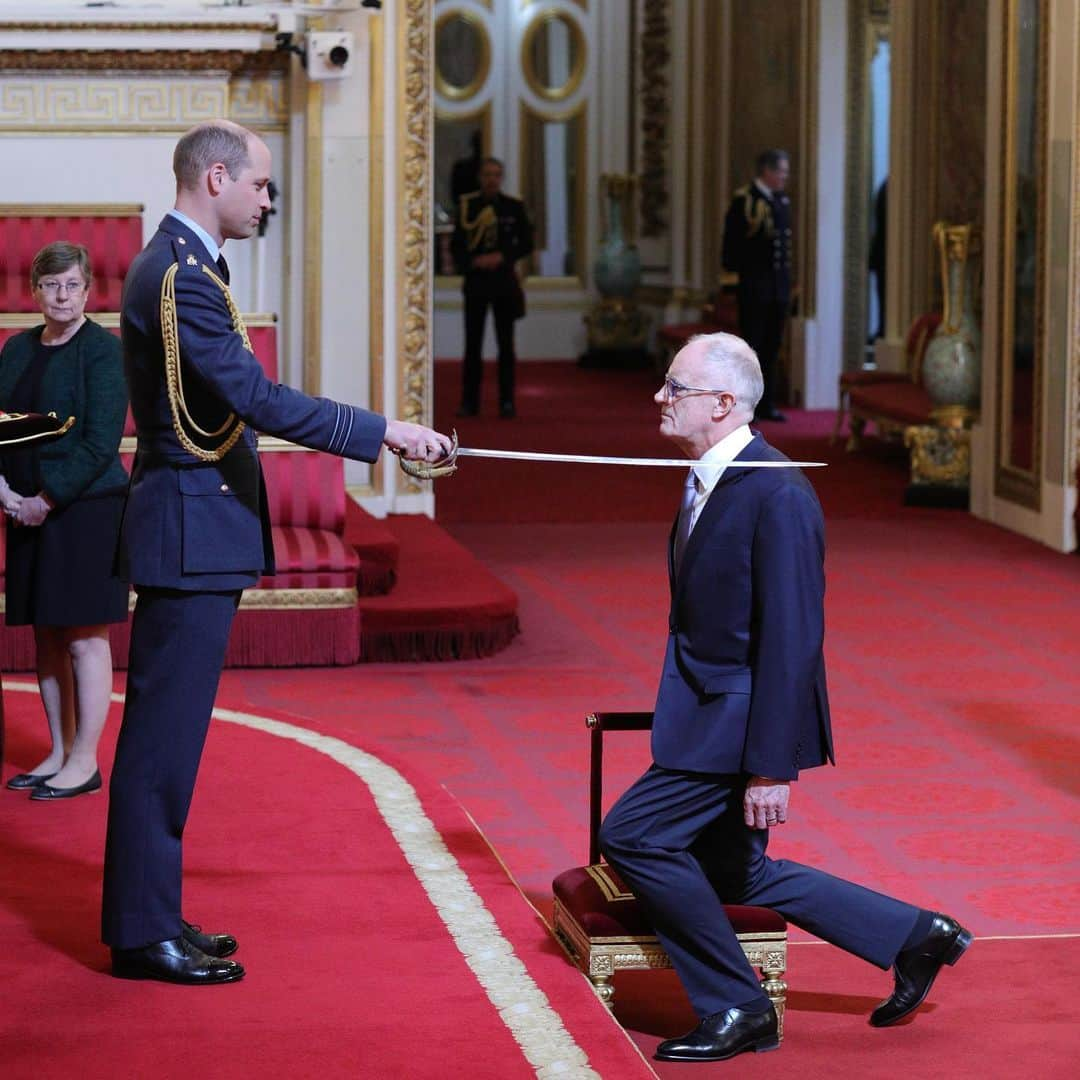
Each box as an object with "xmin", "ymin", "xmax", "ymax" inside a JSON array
[
  {"xmin": 452, "ymin": 157, "xmax": 533, "ymax": 419},
  {"xmin": 102, "ymin": 120, "xmax": 453, "ymax": 985},
  {"xmin": 721, "ymin": 149, "xmax": 793, "ymax": 422}
]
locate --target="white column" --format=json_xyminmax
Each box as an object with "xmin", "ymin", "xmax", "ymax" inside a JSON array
[{"xmin": 794, "ymin": 0, "xmax": 846, "ymax": 410}]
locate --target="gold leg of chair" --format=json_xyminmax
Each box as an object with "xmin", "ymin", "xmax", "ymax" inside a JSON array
[
  {"xmin": 846, "ymin": 414, "xmax": 866, "ymax": 453},
  {"xmin": 762, "ymin": 972, "xmax": 788, "ymax": 1042},
  {"xmin": 590, "ymin": 973, "xmax": 616, "ymax": 1011},
  {"xmin": 831, "ymin": 390, "xmax": 849, "ymax": 445}
]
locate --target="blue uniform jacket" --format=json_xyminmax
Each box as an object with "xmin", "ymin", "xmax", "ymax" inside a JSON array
[
  {"xmin": 651, "ymin": 434, "xmax": 835, "ymax": 780},
  {"xmin": 116, "ymin": 215, "xmax": 387, "ymax": 590}
]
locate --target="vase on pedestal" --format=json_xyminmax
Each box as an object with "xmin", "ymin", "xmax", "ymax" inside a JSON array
[
  {"xmin": 582, "ymin": 174, "xmax": 648, "ymax": 368},
  {"xmin": 921, "ymin": 222, "xmax": 980, "ymax": 427},
  {"xmin": 905, "ymin": 222, "xmax": 980, "ymax": 509}
]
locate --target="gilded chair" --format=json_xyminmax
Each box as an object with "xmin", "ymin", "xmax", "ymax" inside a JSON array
[{"xmin": 551, "ymin": 711, "xmax": 788, "ymax": 1035}]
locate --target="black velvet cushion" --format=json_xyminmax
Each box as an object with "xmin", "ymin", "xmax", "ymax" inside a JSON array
[{"xmin": 0, "ymin": 410, "xmax": 73, "ymax": 447}]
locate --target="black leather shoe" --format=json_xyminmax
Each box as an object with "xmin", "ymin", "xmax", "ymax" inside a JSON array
[
  {"xmin": 182, "ymin": 919, "xmax": 238, "ymax": 959},
  {"xmin": 655, "ymin": 1005, "xmax": 779, "ymax": 1062},
  {"xmin": 869, "ymin": 914, "xmax": 972, "ymax": 1027},
  {"xmin": 499, "ymin": 401, "xmax": 516, "ymax": 419},
  {"xmin": 6, "ymin": 772, "xmax": 56, "ymax": 790},
  {"xmin": 111, "ymin": 937, "xmax": 245, "ymax": 985},
  {"xmin": 29, "ymin": 769, "xmax": 102, "ymax": 800}
]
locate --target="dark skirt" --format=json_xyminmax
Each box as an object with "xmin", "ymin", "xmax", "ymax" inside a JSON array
[{"xmin": 5, "ymin": 491, "xmax": 128, "ymax": 627}]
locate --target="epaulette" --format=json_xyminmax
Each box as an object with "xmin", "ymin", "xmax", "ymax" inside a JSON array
[{"xmin": 169, "ymin": 234, "xmax": 204, "ymax": 271}]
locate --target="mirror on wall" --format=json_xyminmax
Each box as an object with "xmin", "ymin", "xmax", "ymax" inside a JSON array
[
  {"xmin": 520, "ymin": 106, "xmax": 584, "ymax": 278},
  {"xmin": 522, "ymin": 12, "xmax": 586, "ymax": 102},
  {"xmin": 434, "ymin": 110, "xmax": 491, "ymax": 275},
  {"xmin": 996, "ymin": 0, "xmax": 1043, "ymax": 504},
  {"xmin": 434, "ymin": 12, "xmax": 490, "ymax": 100}
]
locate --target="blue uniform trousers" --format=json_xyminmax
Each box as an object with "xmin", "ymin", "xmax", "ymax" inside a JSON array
[
  {"xmin": 101, "ymin": 587, "xmax": 240, "ymax": 949},
  {"xmin": 599, "ymin": 765, "xmax": 920, "ymax": 1017}
]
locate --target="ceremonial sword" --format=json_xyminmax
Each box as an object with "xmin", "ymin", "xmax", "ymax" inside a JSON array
[{"xmin": 397, "ymin": 435, "xmax": 827, "ymax": 479}]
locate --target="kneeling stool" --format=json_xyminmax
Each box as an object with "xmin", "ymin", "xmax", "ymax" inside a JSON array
[{"xmin": 551, "ymin": 711, "xmax": 788, "ymax": 1033}]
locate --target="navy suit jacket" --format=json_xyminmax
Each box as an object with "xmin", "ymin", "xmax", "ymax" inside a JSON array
[
  {"xmin": 116, "ymin": 215, "xmax": 387, "ymax": 591},
  {"xmin": 651, "ymin": 433, "xmax": 834, "ymax": 780}
]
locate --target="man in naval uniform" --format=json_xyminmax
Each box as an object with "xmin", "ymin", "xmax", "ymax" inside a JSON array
[
  {"xmin": 451, "ymin": 157, "xmax": 533, "ymax": 419},
  {"xmin": 721, "ymin": 149, "xmax": 793, "ymax": 422},
  {"xmin": 102, "ymin": 120, "xmax": 453, "ymax": 985}
]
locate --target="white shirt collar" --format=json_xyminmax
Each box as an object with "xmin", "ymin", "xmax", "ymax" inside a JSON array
[
  {"xmin": 687, "ymin": 425, "xmax": 754, "ymax": 529},
  {"xmin": 167, "ymin": 208, "xmax": 221, "ymax": 262},
  {"xmin": 753, "ymin": 178, "xmax": 775, "ymax": 199}
]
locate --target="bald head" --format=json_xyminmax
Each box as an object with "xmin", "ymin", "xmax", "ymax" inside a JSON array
[
  {"xmin": 173, "ymin": 120, "xmax": 256, "ymax": 191},
  {"xmin": 688, "ymin": 332, "xmax": 764, "ymax": 419}
]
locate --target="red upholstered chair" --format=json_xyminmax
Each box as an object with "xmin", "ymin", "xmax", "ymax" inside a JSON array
[
  {"xmin": 655, "ymin": 288, "xmax": 740, "ymax": 371},
  {"xmin": 843, "ymin": 312, "xmax": 943, "ymax": 452},
  {"xmin": 833, "ymin": 313, "xmax": 943, "ymax": 445},
  {"xmin": 0, "ymin": 204, "xmax": 143, "ymax": 313},
  {"xmin": 551, "ymin": 711, "xmax": 788, "ymax": 1032}
]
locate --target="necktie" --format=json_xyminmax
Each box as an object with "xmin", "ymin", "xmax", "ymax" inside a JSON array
[
  {"xmin": 216, "ymin": 254, "xmax": 230, "ymax": 285},
  {"xmin": 673, "ymin": 468, "xmax": 698, "ymax": 576}
]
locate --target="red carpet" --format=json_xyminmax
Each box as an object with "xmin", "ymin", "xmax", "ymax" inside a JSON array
[
  {"xmin": 2, "ymin": 360, "xmax": 1078, "ymax": 1076},
  {"xmin": 0, "ymin": 682, "xmax": 648, "ymax": 1080}
]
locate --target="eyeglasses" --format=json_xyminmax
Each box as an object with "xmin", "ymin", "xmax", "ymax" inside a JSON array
[
  {"xmin": 661, "ymin": 375, "xmax": 729, "ymax": 401},
  {"xmin": 36, "ymin": 279, "xmax": 86, "ymax": 295}
]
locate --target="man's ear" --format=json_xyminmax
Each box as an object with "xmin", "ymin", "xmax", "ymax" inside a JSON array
[
  {"xmin": 207, "ymin": 163, "xmax": 229, "ymax": 196},
  {"xmin": 712, "ymin": 392, "xmax": 736, "ymax": 419}
]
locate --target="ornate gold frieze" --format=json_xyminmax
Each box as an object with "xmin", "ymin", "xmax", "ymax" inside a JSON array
[
  {"xmin": 0, "ymin": 50, "xmax": 287, "ymax": 75},
  {"xmin": 639, "ymin": 0, "xmax": 670, "ymax": 237},
  {"xmin": 397, "ymin": 0, "xmax": 433, "ymax": 495},
  {"xmin": 0, "ymin": 74, "xmax": 286, "ymax": 131}
]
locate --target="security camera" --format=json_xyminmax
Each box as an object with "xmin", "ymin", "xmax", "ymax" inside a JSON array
[{"xmin": 306, "ymin": 31, "xmax": 355, "ymax": 80}]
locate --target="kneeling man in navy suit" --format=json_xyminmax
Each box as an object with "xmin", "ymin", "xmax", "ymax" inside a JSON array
[{"xmin": 599, "ymin": 332, "xmax": 971, "ymax": 1062}]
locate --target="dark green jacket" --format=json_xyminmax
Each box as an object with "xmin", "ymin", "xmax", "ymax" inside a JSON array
[{"xmin": 0, "ymin": 319, "xmax": 128, "ymax": 509}]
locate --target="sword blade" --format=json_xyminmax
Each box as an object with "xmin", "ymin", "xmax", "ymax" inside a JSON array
[{"xmin": 455, "ymin": 448, "xmax": 826, "ymax": 468}]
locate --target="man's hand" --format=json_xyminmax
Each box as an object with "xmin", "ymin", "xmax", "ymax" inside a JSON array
[
  {"xmin": 744, "ymin": 777, "xmax": 790, "ymax": 830},
  {"xmin": 383, "ymin": 421, "xmax": 454, "ymax": 463},
  {"xmin": 15, "ymin": 492, "xmax": 52, "ymax": 528}
]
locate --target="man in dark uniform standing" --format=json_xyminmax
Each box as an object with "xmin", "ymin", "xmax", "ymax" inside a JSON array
[
  {"xmin": 721, "ymin": 149, "xmax": 793, "ymax": 422},
  {"xmin": 452, "ymin": 157, "xmax": 533, "ymax": 418},
  {"xmin": 102, "ymin": 120, "xmax": 452, "ymax": 985}
]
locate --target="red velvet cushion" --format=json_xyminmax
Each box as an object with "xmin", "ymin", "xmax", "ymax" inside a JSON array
[
  {"xmin": 260, "ymin": 449, "xmax": 345, "ymax": 531},
  {"xmin": 657, "ymin": 321, "xmax": 719, "ymax": 346},
  {"xmin": 848, "ymin": 381, "xmax": 933, "ymax": 426},
  {"xmin": 553, "ymin": 864, "xmax": 786, "ymax": 938},
  {"xmin": 839, "ymin": 369, "xmax": 909, "ymax": 389}
]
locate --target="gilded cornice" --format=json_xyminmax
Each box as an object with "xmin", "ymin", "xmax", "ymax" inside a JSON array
[{"xmin": 0, "ymin": 49, "xmax": 288, "ymax": 74}]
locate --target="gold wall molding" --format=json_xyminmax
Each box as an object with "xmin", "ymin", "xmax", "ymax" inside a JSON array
[
  {"xmin": 303, "ymin": 79, "xmax": 323, "ymax": 396},
  {"xmin": 843, "ymin": 1, "xmax": 890, "ymax": 370},
  {"xmin": 993, "ymin": 0, "xmax": 1047, "ymax": 510},
  {"xmin": 0, "ymin": 75, "xmax": 287, "ymax": 132},
  {"xmin": 397, "ymin": 0, "xmax": 433, "ymax": 496},
  {"xmin": 0, "ymin": 50, "xmax": 287, "ymax": 75},
  {"xmin": 639, "ymin": 0, "xmax": 670, "ymax": 237},
  {"xmin": 368, "ymin": 12, "xmax": 386, "ymax": 500}
]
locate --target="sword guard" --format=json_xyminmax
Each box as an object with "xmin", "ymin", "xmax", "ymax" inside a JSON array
[{"xmin": 396, "ymin": 429, "xmax": 459, "ymax": 480}]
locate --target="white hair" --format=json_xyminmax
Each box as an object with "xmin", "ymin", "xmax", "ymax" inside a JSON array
[{"xmin": 688, "ymin": 332, "xmax": 764, "ymax": 416}]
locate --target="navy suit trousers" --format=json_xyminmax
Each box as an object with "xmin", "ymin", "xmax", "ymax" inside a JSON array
[
  {"xmin": 102, "ymin": 587, "xmax": 239, "ymax": 949},
  {"xmin": 599, "ymin": 765, "xmax": 920, "ymax": 1017}
]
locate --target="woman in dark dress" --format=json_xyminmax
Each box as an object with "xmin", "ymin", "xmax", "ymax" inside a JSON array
[{"xmin": 0, "ymin": 242, "xmax": 129, "ymax": 799}]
